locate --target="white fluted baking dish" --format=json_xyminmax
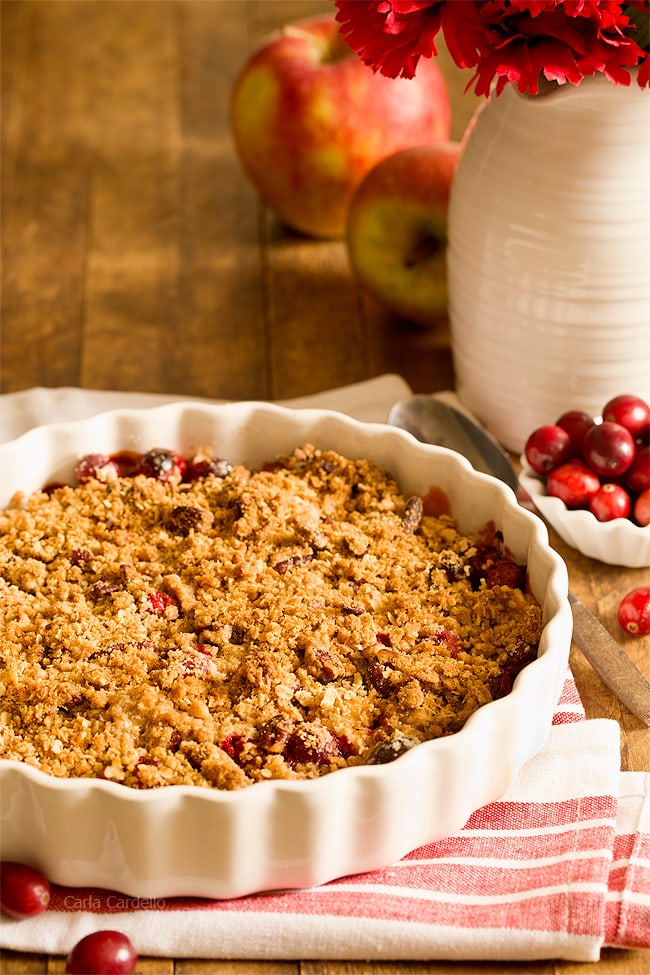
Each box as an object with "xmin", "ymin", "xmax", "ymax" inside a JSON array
[{"xmin": 0, "ymin": 402, "xmax": 571, "ymax": 898}]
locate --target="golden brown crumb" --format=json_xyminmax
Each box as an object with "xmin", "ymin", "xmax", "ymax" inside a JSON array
[{"xmin": 0, "ymin": 445, "xmax": 542, "ymax": 790}]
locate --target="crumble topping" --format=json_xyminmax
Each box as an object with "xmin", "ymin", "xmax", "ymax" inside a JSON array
[{"xmin": 0, "ymin": 444, "xmax": 543, "ymax": 790}]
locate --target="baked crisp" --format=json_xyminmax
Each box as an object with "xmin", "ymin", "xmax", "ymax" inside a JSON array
[{"xmin": 0, "ymin": 444, "xmax": 543, "ymax": 790}]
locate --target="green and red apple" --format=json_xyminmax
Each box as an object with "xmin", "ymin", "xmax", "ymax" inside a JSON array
[
  {"xmin": 345, "ymin": 141, "xmax": 462, "ymax": 327},
  {"xmin": 230, "ymin": 14, "xmax": 451, "ymax": 239}
]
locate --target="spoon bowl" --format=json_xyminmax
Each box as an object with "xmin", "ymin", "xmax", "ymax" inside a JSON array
[{"xmin": 388, "ymin": 396, "xmax": 518, "ymax": 493}]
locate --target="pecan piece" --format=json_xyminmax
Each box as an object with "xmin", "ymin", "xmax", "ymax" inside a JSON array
[
  {"xmin": 259, "ymin": 715, "xmax": 293, "ymax": 753},
  {"xmin": 296, "ymin": 523, "xmax": 329, "ymax": 550},
  {"xmin": 164, "ymin": 504, "xmax": 213, "ymax": 536},
  {"xmin": 70, "ymin": 548, "xmax": 92, "ymax": 567},
  {"xmin": 401, "ymin": 495, "xmax": 423, "ymax": 534},
  {"xmin": 368, "ymin": 733, "xmax": 420, "ymax": 765},
  {"xmin": 90, "ymin": 581, "xmax": 119, "ymax": 600},
  {"xmin": 229, "ymin": 622, "xmax": 247, "ymax": 645},
  {"xmin": 304, "ymin": 642, "xmax": 346, "ymax": 681},
  {"xmin": 273, "ymin": 553, "xmax": 313, "ymax": 574},
  {"xmin": 367, "ymin": 660, "xmax": 397, "ymax": 696}
]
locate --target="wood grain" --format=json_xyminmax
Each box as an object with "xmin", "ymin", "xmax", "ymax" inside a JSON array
[{"xmin": 0, "ymin": 2, "xmax": 648, "ymax": 974}]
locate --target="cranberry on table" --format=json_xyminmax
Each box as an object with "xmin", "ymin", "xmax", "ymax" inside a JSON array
[
  {"xmin": 546, "ymin": 460, "xmax": 600, "ymax": 508},
  {"xmin": 66, "ymin": 930, "xmax": 137, "ymax": 975},
  {"xmin": 618, "ymin": 587, "xmax": 650, "ymax": 637},
  {"xmin": 0, "ymin": 861, "xmax": 50, "ymax": 919},
  {"xmin": 588, "ymin": 483, "xmax": 632, "ymax": 522},
  {"xmin": 524, "ymin": 424, "xmax": 573, "ymax": 474},
  {"xmin": 555, "ymin": 409, "xmax": 595, "ymax": 453},
  {"xmin": 582, "ymin": 421, "xmax": 635, "ymax": 478},
  {"xmin": 603, "ymin": 393, "xmax": 650, "ymax": 442}
]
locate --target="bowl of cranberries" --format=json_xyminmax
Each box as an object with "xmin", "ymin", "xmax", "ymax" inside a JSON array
[
  {"xmin": 0, "ymin": 401, "xmax": 571, "ymax": 898},
  {"xmin": 519, "ymin": 394, "xmax": 650, "ymax": 567}
]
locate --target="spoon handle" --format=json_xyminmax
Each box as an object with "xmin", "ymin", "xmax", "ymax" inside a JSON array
[{"xmin": 568, "ymin": 592, "xmax": 650, "ymax": 726}]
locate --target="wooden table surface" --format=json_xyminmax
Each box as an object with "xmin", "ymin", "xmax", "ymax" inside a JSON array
[{"xmin": 1, "ymin": 2, "xmax": 648, "ymax": 973}]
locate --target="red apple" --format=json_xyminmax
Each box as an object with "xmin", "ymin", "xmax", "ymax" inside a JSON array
[
  {"xmin": 344, "ymin": 142, "xmax": 462, "ymax": 326},
  {"xmin": 230, "ymin": 15, "xmax": 451, "ymax": 239}
]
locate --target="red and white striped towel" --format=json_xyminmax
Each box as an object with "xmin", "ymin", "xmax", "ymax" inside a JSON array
[
  {"xmin": 2, "ymin": 673, "xmax": 649, "ymax": 962},
  {"xmin": 1, "ymin": 381, "xmax": 649, "ymax": 962}
]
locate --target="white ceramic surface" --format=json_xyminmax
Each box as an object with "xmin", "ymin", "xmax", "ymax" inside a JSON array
[
  {"xmin": 0, "ymin": 402, "xmax": 571, "ymax": 898},
  {"xmin": 448, "ymin": 75, "xmax": 650, "ymax": 454},
  {"xmin": 519, "ymin": 460, "xmax": 650, "ymax": 568}
]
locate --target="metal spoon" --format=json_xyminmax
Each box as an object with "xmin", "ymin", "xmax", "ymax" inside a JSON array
[{"xmin": 388, "ymin": 394, "xmax": 650, "ymax": 726}]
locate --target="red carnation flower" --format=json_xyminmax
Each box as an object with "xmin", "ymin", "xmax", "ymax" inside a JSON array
[
  {"xmin": 334, "ymin": 0, "xmax": 650, "ymax": 94},
  {"xmin": 334, "ymin": 0, "xmax": 445, "ymax": 79}
]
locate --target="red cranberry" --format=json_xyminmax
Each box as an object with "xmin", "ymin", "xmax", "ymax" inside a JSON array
[
  {"xmin": 66, "ymin": 930, "xmax": 137, "ymax": 974},
  {"xmin": 75, "ymin": 454, "xmax": 121, "ymax": 485},
  {"xmin": 184, "ymin": 456, "xmax": 232, "ymax": 482},
  {"xmin": 582, "ymin": 422, "xmax": 635, "ymax": 478},
  {"xmin": 634, "ymin": 488, "xmax": 650, "ymax": 527},
  {"xmin": 147, "ymin": 591, "xmax": 176, "ymax": 615},
  {"xmin": 617, "ymin": 587, "xmax": 650, "ymax": 637},
  {"xmin": 588, "ymin": 483, "xmax": 632, "ymax": 522},
  {"xmin": 221, "ymin": 734, "xmax": 247, "ymax": 765},
  {"xmin": 42, "ymin": 481, "xmax": 66, "ymax": 495},
  {"xmin": 524, "ymin": 425, "xmax": 573, "ymax": 474},
  {"xmin": 284, "ymin": 723, "xmax": 341, "ymax": 766},
  {"xmin": 134, "ymin": 448, "xmax": 187, "ymax": 482},
  {"xmin": 602, "ymin": 394, "xmax": 650, "ymax": 443},
  {"xmin": 486, "ymin": 560, "xmax": 525, "ymax": 590},
  {"xmin": 546, "ymin": 460, "xmax": 600, "ymax": 509},
  {"xmin": 109, "ymin": 451, "xmax": 141, "ymax": 477},
  {"xmin": 259, "ymin": 716, "xmax": 292, "ymax": 753},
  {"xmin": 427, "ymin": 627, "xmax": 465, "ymax": 655},
  {"xmin": 555, "ymin": 409, "xmax": 595, "ymax": 453},
  {"xmin": 626, "ymin": 445, "xmax": 650, "ymax": 495},
  {"xmin": 0, "ymin": 861, "xmax": 51, "ymax": 919}
]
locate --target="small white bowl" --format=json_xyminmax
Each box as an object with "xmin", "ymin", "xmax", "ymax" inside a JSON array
[
  {"xmin": 0, "ymin": 403, "xmax": 571, "ymax": 898},
  {"xmin": 519, "ymin": 460, "xmax": 650, "ymax": 568}
]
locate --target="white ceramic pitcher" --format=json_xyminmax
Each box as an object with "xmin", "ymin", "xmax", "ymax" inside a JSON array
[{"xmin": 447, "ymin": 74, "xmax": 650, "ymax": 453}]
